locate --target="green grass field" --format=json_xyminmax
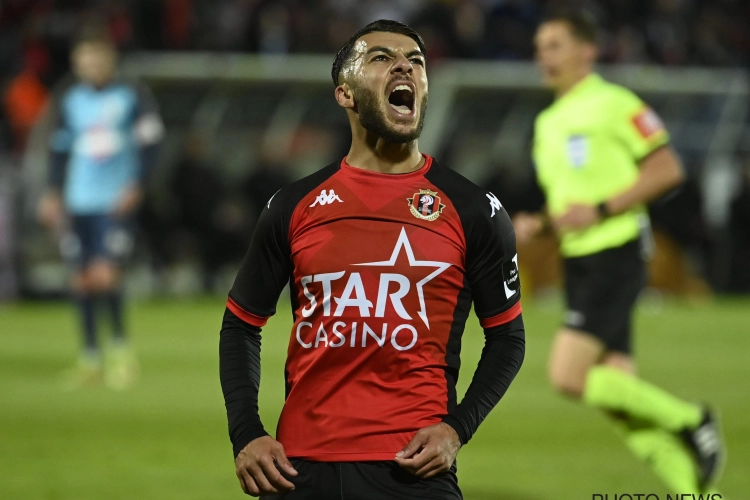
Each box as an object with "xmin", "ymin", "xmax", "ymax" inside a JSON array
[{"xmin": 1, "ymin": 297, "xmax": 748, "ymax": 499}]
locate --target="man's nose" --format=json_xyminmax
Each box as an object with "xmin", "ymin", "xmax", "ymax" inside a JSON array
[{"xmin": 391, "ymin": 54, "xmax": 413, "ymax": 75}]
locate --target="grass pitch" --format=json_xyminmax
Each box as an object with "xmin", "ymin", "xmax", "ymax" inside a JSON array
[{"xmin": 0, "ymin": 296, "xmax": 747, "ymax": 499}]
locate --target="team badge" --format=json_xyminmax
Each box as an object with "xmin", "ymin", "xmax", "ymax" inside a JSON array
[{"xmin": 408, "ymin": 189, "xmax": 445, "ymax": 221}]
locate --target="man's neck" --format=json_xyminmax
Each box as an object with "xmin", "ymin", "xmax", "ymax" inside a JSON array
[
  {"xmin": 554, "ymin": 70, "xmax": 592, "ymax": 99},
  {"xmin": 345, "ymin": 129, "xmax": 424, "ymax": 174}
]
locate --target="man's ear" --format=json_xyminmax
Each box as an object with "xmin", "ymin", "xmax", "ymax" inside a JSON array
[
  {"xmin": 335, "ymin": 83, "xmax": 355, "ymax": 110},
  {"xmin": 585, "ymin": 42, "xmax": 599, "ymax": 64}
]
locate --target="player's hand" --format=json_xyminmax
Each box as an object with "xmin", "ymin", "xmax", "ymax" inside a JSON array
[
  {"xmin": 553, "ymin": 203, "xmax": 599, "ymax": 232},
  {"xmin": 235, "ymin": 436, "xmax": 298, "ymax": 497},
  {"xmin": 512, "ymin": 212, "xmax": 544, "ymax": 245},
  {"xmin": 114, "ymin": 184, "xmax": 144, "ymax": 217},
  {"xmin": 37, "ymin": 191, "xmax": 65, "ymax": 231},
  {"xmin": 394, "ymin": 423, "xmax": 461, "ymax": 479}
]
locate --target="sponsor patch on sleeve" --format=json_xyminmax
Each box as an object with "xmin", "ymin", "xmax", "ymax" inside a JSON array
[
  {"xmin": 502, "ymin": 254, "xmax": 520, "ymax": 299},
  {"xmin": 631, "ymin": 107, "xmax": 665, "ymax": 139}
]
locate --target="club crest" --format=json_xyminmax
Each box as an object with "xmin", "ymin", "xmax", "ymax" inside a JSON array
[{"xmin": 408, "ymin": 189, "xmax": 445, "ymax": 221}]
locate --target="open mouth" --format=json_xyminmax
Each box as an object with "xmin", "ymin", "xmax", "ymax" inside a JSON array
[{"xmin": 388, "ymin": 83, "xmax": 415, "ymax": 115}]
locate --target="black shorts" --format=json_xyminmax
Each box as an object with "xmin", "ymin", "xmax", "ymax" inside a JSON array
[
  {"xmin": 261, "ymin": 459, "xmax": 462, "ymax": 500},
  {"xmin": 59, "ymin": 215, "xmax": 134, "ymax": 268},
  {"xmin": 563, "ymin": 239, "xmax": 646, "ymax": 354}
]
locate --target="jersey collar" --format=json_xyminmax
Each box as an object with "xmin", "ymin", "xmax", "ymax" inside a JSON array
[
  {"xmin": 340, "ymin": 154, "xmax": 433, "ymax": 180},
  {"xmin": 556, "ymin": 73, "xmax": 602, "ymax": 104}
]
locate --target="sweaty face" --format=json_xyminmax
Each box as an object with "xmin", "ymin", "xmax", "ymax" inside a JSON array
[
  {"xmin": 342, "ymin": 32, "xmax": 428, "ymax": 143},
  {"xmin": 73, "ymin": 43, "xmax": 117, "ymax": 87},
  {"xmin": 534, "ymin": 22, "xmax": 594, "ymax": 91}
]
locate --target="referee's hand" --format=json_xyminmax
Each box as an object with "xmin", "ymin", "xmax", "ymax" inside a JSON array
[
  {"xmin": 395, "ymin": 423, "xmax": 461, "ymax": 479},
  {"xmin": 235, "ymin": 436, "xmax": 298, "ymax": 497}
]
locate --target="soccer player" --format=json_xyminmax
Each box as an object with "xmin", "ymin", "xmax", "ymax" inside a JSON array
[
  {"xmin": 38, "ymin": 32, "xmax": 163, "ymax": 389},
  {"xmin": 514, "ymin": 11, "xmax": 724, "ymax": 493},
  {"xmin": 219, "ymin": 20, "xmax": 525, "ymax": 499}
]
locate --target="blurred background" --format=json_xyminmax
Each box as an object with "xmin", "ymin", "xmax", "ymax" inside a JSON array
[{"xmin": 1, "ymin": 1, "xmax": 749, "ymax": 499}]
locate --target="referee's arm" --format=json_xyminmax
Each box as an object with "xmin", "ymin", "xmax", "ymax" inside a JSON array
[{"xmin": 601, "ymin": 145, "xmax": 684, "ymax": 217}]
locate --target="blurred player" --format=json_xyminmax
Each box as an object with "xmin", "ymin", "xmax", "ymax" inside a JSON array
[
  {"xmin": 220, "ymin": 20, "xmax": 525, "ymax": 499},
  {"xmin": 37, "ymin": 32, "xmax": 163, "ymax": 389},
  {"xmin": 515, "ymin": 11, "xmax": 724, "ymax": 493}
]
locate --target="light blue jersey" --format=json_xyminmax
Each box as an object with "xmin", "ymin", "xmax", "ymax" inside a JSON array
[{"xmin": 50, "ymin": 79, "xmax": 163, "ymax": 215}]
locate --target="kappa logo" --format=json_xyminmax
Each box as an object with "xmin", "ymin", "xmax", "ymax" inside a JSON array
[
  {"xmin": 408, "ymin": 189, "xmax": 445, "ymax": 221},
  {"xmin": 487, "ymin": 192, "xmax": 502, "ymax": 217},
  {"xmin": 310, "ymin": 189, "xmax": 343, "ymax": 207}
]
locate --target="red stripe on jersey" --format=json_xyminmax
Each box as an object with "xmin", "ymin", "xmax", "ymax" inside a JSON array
[
  {"xmin": 479, "ymin": 301, "xmax": 522, "ymax": 328},
  {"xmin": 227, "ymin": 297, "xmax": 269, "ymax": 327}
]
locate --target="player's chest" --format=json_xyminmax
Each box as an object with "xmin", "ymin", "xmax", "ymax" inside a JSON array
[
  {"xmin": 67, "ymin": 89, "xmax": 133, "ymax": 130},
  {"xmin": 288, "ymin": 176, "xmax": 466, "ymax": 292}
]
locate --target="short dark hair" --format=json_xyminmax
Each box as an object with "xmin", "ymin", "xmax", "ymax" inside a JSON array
[
  {"xmin": 331, "ymin": 19, "xmax": 426, "ymax": 86},
  {"xmin": 542, "ymin": 9, "xmax": 598, "ymax": 45},
  {"xmin": 73, "ymin": 27, "xmax": 116, "ymax": 52}
]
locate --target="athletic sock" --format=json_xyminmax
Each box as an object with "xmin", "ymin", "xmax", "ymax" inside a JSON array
[
  {"xmin": 105, "ymin": 290, "xmax": 126, "ymax": 342},
  {"xmin": 584, "ymin": 365, "xmax": 702, "ymax": 432},
  {"xmin": 612, "ymin": 416, "xmax": 701, "ymax": 493},
  {"xmin": 77, "ymin": 294, "xmax": 98, "ymax": 352}
]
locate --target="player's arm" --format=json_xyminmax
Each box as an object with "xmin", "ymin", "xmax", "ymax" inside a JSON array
[
  {"xmin": 114, "ymin": 82, "xmax": 165, "ymax": 216},
  {"xmin": 396, "ymin": 197, "xmax": 525, "ymax": 478},
  {"xmin": 219, "ymin": 193, "xmax": 298, "ymax": 496},
  {"xmin": 38, "ymin": 93, "xmax": 73, "ymax": 231}
]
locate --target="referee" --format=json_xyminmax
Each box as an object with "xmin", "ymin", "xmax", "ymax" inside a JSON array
[{"xmin": 514, "ymin": 11, "xmax": 724, "ymax": 494}]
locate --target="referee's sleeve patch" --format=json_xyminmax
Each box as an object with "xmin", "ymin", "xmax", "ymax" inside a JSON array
[{"xmin": 631, "ymin": 107, "xmax": 665, "ymax": 138}]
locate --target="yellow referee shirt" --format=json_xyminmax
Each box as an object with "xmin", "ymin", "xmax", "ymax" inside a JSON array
[{"xmin": 533, "ymin": 73, "xmax": 669, "ymax": 257}]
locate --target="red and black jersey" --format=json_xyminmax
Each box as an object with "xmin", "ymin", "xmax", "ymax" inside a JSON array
[{"xmin": 222, "ymin": 155, "xmax": 523, "ymax": 461}]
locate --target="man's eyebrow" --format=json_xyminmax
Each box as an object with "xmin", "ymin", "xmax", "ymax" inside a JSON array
[
  {"xmin": 365, "ymin": 46, "xmax": 424, "ymax": 59},
  {"xmin": 365, "ymin": 46, "xmax": 396, "ymax": 56}
]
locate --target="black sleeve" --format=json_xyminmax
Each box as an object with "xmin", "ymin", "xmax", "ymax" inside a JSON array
[
  {"xmin": 219, "ymin": 308, "xmax": 269, "ymax": 457},
  {"xmin": 441, "ymin": 316, "xmax": 525, "ymax": 444},
  {"xmin": 441, "ymin": 192, "xmax": 525, "ymax": 444},
  {"xmin": 227, "ymin": 190, "xmax": 292, "ymax": 319},
  {"xmin": 219, "ymin": 190, "xmax": 293, "ymax": 457}
]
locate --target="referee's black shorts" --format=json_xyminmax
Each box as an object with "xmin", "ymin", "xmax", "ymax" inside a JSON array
[
  {"xmin": 261, "ymin": 458, "xmax": 462, "ymax": 500},
  {"xmin": 562, "ymin": 239, "xmax": 647, "ymax": 354}
]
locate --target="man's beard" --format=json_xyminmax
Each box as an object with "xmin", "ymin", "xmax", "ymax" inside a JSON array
[{"xmin": 353, "ymin": 86, "xmax": 428, "ymax": 144}]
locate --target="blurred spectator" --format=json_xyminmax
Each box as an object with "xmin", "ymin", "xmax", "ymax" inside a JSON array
[
  {"xmin": 166, "ymin": 135, "xmax": 247, "ymax": 291},
  {"xmin": 3, "ymin": 69, "xmax": 48, "ymax": 152}
]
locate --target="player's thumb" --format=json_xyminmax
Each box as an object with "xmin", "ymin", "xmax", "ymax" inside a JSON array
[
  {"xmin": 396, "ymin": 432, "xmax": 425, "ymax": 459},
  {"xmin": 272, "ymin": 445, "xmax": 298, "ymax": 476}
]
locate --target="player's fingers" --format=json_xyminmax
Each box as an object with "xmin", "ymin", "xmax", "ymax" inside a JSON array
[
  {"xmin": 239, "ymin": 468, "xmax": 260, "ymax": 496},
  {"xmin": 396, "ymin": 444, "xmax": 437, "ymax": 472},
  {"xmin": 271, "ymin": 445, "xmax": 298, "ymax": 476},
  {"xmin": 247, "ymin": 461, "xmax": 279, "ymax": 495},
  {"xmin": 259, "ymin": 455, "xmax": 296, "ymax": 492},
  {"xmin": 236, "ymin": 471, "xmax": 249, "ymax": 495},
  {"xmin": 415, "ymin": 457, "xmax": 450, "ymax": 478},
  {"xmin": 396, "ymin": 431, "xmax": 427, "ymax": 459}
]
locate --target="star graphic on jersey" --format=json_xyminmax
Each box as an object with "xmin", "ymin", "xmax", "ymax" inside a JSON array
[{"xmin": 353, "ymin": 227, "xmax": 450, "ymax": 329}]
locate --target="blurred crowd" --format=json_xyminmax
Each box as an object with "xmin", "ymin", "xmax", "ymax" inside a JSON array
[
  {"xmin": 1, "ymin": 0, "xmax": 749, "ymax": 297},
  {"xmin": 2, "ymin": 0, "xmax": 750, "ymax": 151}
]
